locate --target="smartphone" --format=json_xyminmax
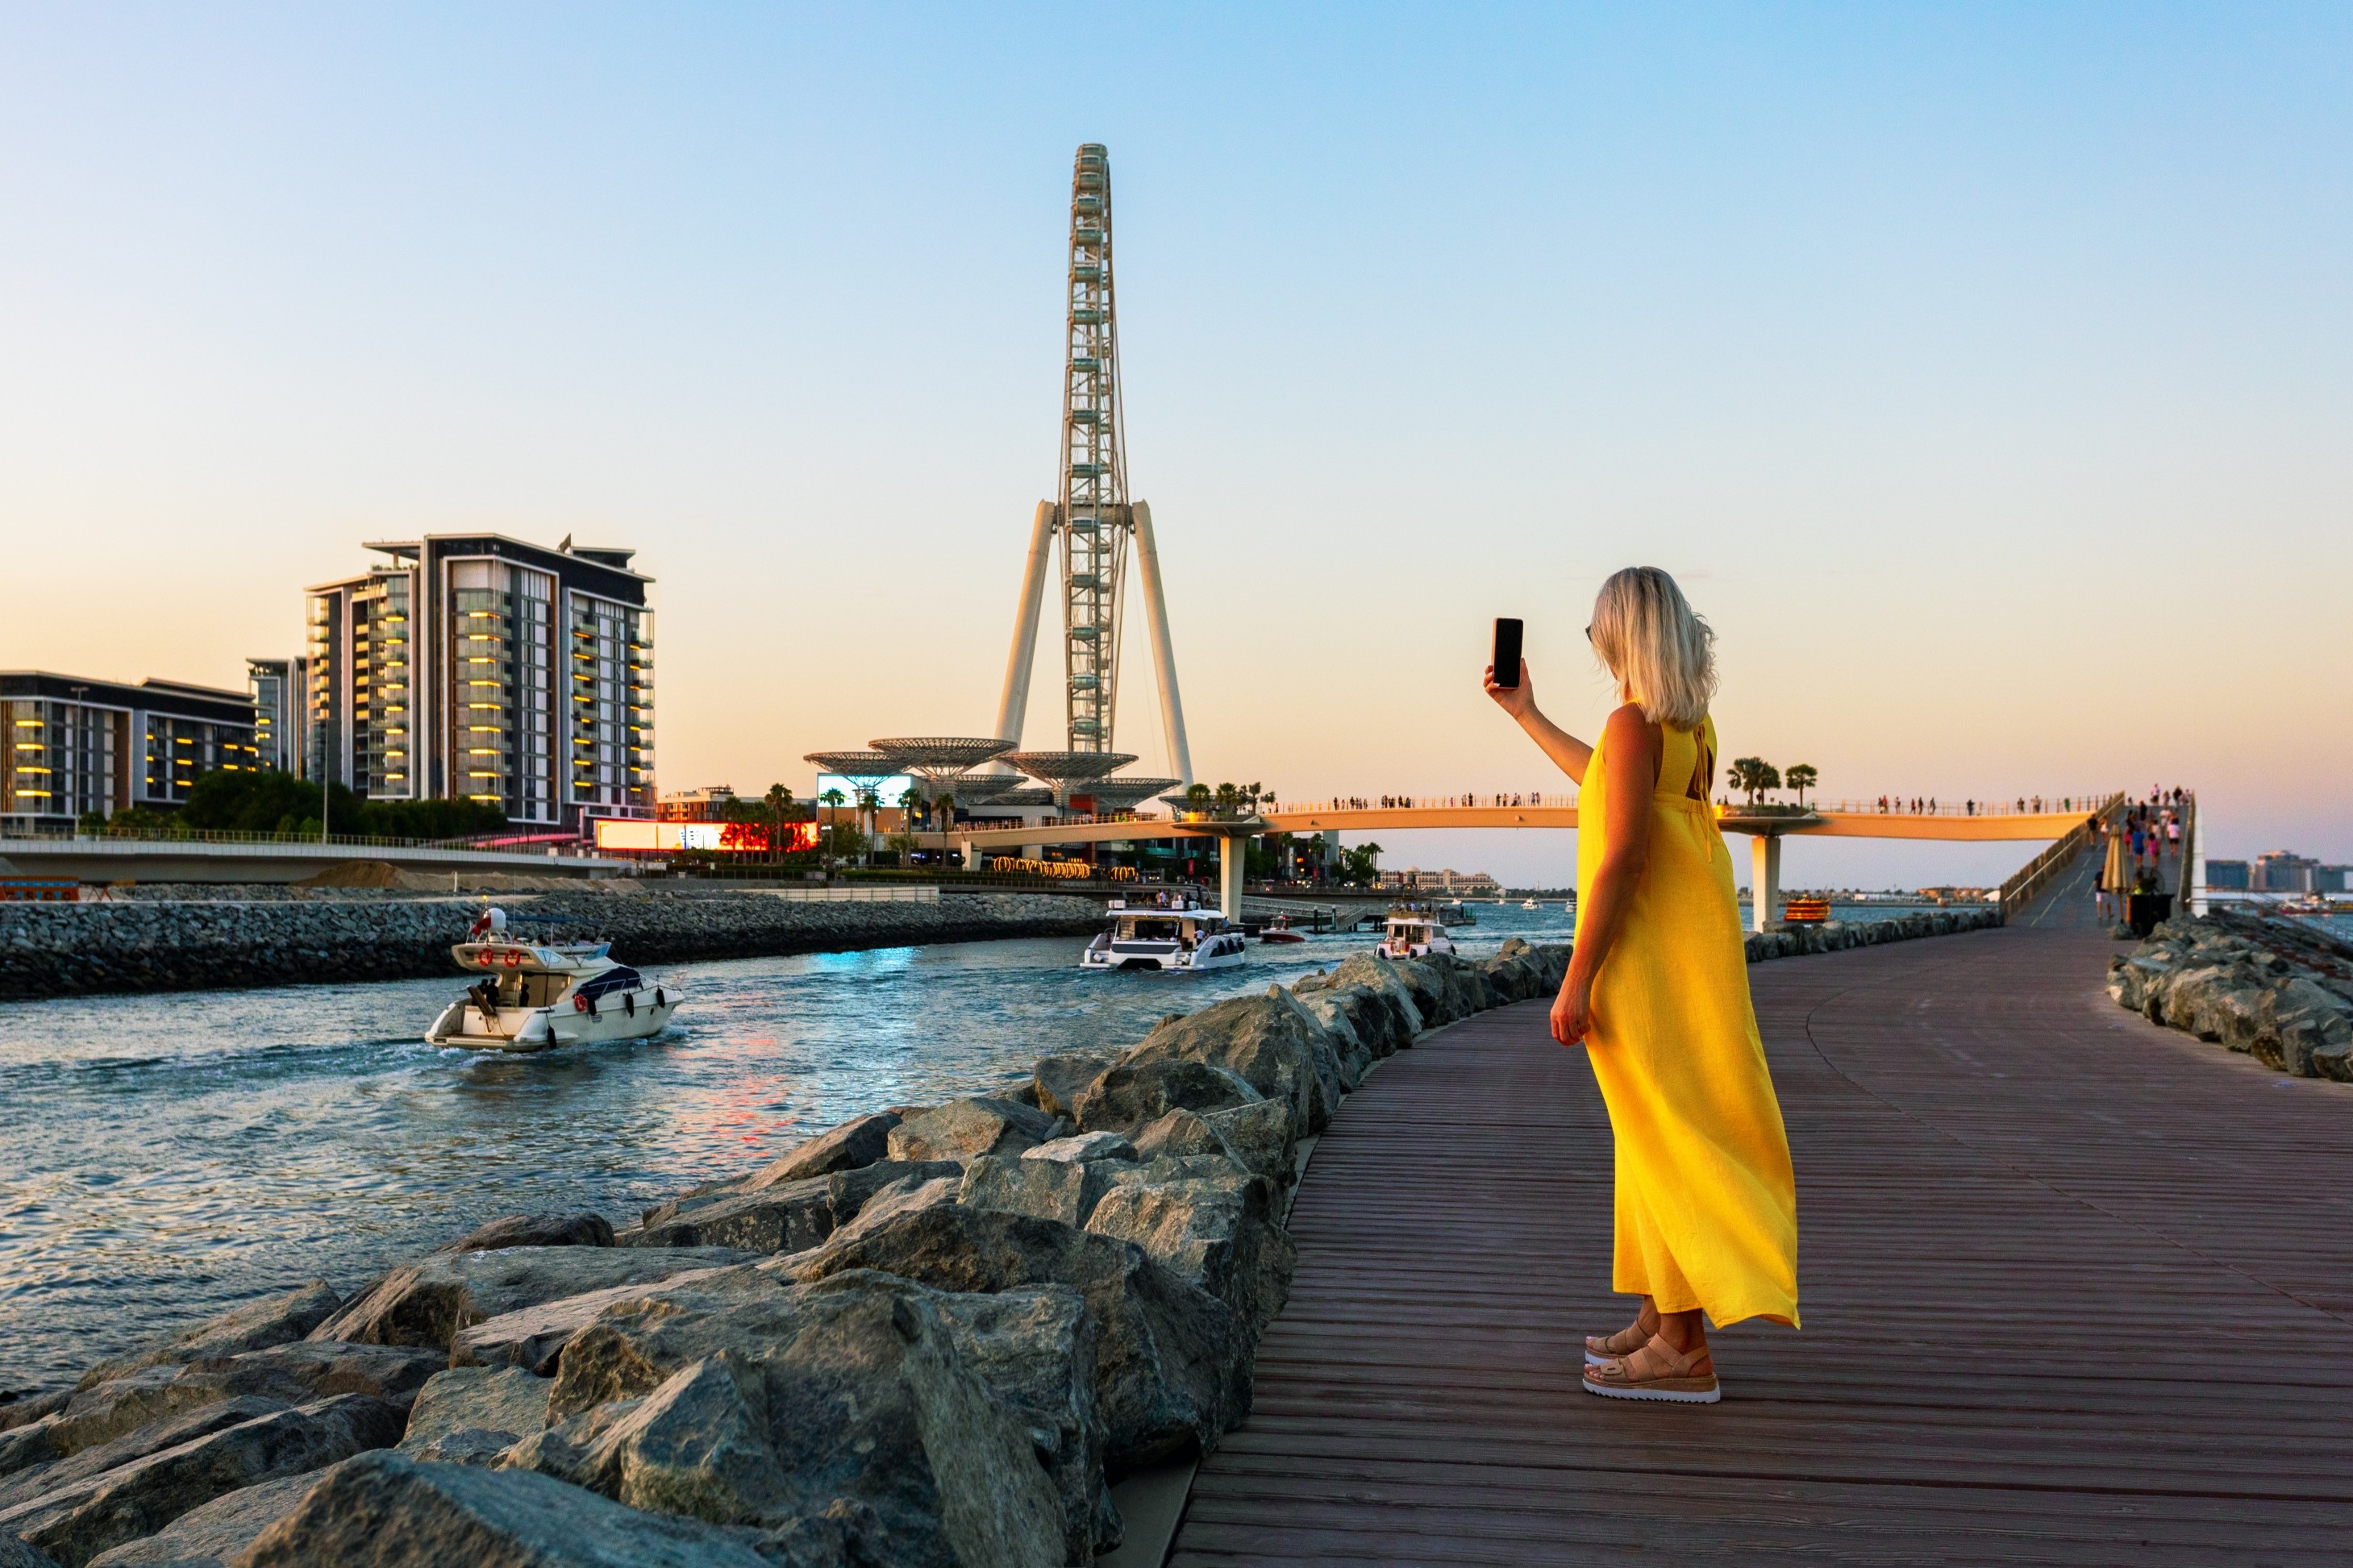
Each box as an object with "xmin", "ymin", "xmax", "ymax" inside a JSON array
[{"xmin": 1491, "ymin": 618, "xmax": 1524, "ymax": 687}]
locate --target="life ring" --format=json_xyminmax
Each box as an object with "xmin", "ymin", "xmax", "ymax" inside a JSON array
[
  {"xmin": 504, "ymin": 950, "xmax": 523, "ymax": 968},
  {"xmin": 573, "ymin": 993, "xmax": 589, "ymax": 1013}
]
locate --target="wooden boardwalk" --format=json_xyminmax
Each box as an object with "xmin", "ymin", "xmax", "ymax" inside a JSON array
[{"xmin": 1168, "ymin": 921, "xmax": 2353, "ymax": 1564}]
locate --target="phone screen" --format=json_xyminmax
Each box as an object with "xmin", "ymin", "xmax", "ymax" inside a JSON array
[{"xmin": 1492, "ymin": 618, "xmax": 1523, "ymax": 687}]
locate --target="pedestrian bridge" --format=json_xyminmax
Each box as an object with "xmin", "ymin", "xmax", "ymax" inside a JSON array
[{"xmin": 931, "ymin": 795, "xmax": 2122, "ymax": 931}]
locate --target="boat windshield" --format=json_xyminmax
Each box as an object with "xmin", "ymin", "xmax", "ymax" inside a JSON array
[
  {"xmin": 576, "ymin": 967, "xmax": 643, "ymax": 1000},
  {"xmin": 1122, "ymin": 918, "xmax": 1182, "ymax": 941},
  {"xmin": 482, "ymin": 971, "xmax": 572, "ymax": 1009}
]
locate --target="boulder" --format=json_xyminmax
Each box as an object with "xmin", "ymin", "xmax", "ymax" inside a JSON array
[
  {"xmin": 0, "ymin": 1535, "xmax": 51, "ymax": 1568},
  {"xmin": 623, "ymin": 1178, "xmax": 835, "ymax": 1255},
  {"xmin": 526, "ymin": 1273, "xmax": 1069, "ymax": 1565},
  {"xmin": 0, "ymin": 1395, "xmax": 403, "ymax": 1568},
  {"xmin": 1, "ymin": 1393, "xmax": 72, "ymax": 1437},
  {"xmin": 1020, "ymin": 1132, "xmax": 1137, "ymax": 1165},
  {"xmin": 1286, "ymin": 989, "xmax": 1375, "ymax": 1088},
  {"xmin": 1030, "ymin": 1055, "xmax": 1114, "ymax": 1121},
  {"xmin": 83, "ymin": 1473, "xmax": 314, "ymax": 1568},
  {"xmin": 306, "ymin": 1248, "xmax": 758, "ymax": 1353},
  {"xmin": 956, "ymin": 1155, "xmax": 1119, "ymax": 1229},
  {"xmin": 817, "ymin": 1176, "xmax": 960, "ymax": 1251},
  {"xmin": 824, "ymin": 1160, "xmax": 963, "ymax": 1225},
  {"xmin": 743, "ymin": 1112, "xmax": 901, "ymax": 1191},
  {"xmin": 450, "ymin": 1267, "xmax": 756, "ymax": 1377},
  {"xmin": 1201, "ymin": 1098, "xmax": 1297, "ymax": 1190},
  {"xmin": 236, "ymin": 1451, "xmax": 777, "ymax": 1568},
  {"xmin": 1072, "ymin": 1059, "xmax": 1260, "ymax": 1133},
  {"xmin": 803, "ymin": 1273, "xmax": 1117, "ymax": 1562},
  {"xmin": 1118, "ymin": 989, "xmax": 1337, "ymax": 1133},
  {"xmin": 0, "ymin": 1403, "xmax": 288, "ymax": 1517},
  {"xmin": 437, "ymin": 1213, "xmax": 614, "ymax": 1255},
  {"xmin": 1127, "ymin": 1110, "xmax": 1247, "ymax": 1175},
  {"xmin": 1316, "ymin": 952, "xmax": 1426, "ymax": 1040},
  {"xmin": 48, "ymin": 1345, "xmax": 439, "ymax": 1459},
  {"xmin": 0, "ymin": 1418, "xmax": 60, "ymax": 1479},
  {"xmin": 885, "ymin": 1098, "xmax": 1058, "ymax": 1163},
  {"xmin": 1089, "ymin": 1167, "xmax": 1296, "ymax": 1341},
  {"xmin": 75, "ymin": 1288, "xmax": 342, "ymax": 1391},
  {"xmin": 394, "ymin": 1370, "xmax": 551, "ymax": 1461},
  {"xmin": 785, "ymin": 1205, "xmax": 1246, "ymax": 1474}
]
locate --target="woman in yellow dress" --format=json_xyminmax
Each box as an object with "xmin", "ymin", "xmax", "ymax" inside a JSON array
[{"xmin": 1485, "ymin": 566, "xmax": 1798, "ymax": 1404}]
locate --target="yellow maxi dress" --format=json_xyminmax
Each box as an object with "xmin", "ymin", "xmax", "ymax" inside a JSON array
[{"xmin": 1577, "ymin": 713, "xmax": 1800, "ymax": 1329}]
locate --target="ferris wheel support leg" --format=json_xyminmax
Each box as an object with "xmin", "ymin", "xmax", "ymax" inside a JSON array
[
  {"xmin": 1132, "ymin": 501, "xmax": 1193, "ymax": 788},
  {"xmin": 993, "ymin": 501, "xmax": 1057, "ymax": 750}
]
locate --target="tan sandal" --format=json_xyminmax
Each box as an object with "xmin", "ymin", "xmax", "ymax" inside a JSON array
[
  {"xmin": 1582, "ymin": 1319, "xmax": 1653, "ymax": 1366},
  {"xmin": 1581, "ymin": 1333, "xmax": 1720, "ymax": 1404}
]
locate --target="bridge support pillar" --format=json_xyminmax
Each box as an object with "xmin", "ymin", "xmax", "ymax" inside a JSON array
[
  {"xmin": 1751, "ymin": 834, "xmax": 1782, "ymax": 933},
  {"xmin": 961, "ymin": 839, "xmax": 981, "ymax": 872},
  {"xmin": 1218, "ymin": 834, "xmax": 1246, "ymax": 921}
]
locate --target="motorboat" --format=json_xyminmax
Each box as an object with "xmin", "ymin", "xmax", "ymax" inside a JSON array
[
  {"xmin": 1378, "ymin": 904, "xmax": 1456, "ymax": 960},
  {"xmin": 1259, "ymin": 915, "xmax": 1308, "ymax": 945},
  {"xmin": 425, "ymin": 908, "xmax": 681, "ymax": 1050},
  {"xmin": 1081, "ymin": 897, "xmax": 1247, "ymax": 972},
  {"xmin": 1521, "ymin": 896, "xmax": 1540, "ymax": 909}
]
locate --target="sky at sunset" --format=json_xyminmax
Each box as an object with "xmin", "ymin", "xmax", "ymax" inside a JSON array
[{"xmin": 2, "ymin": 4, "xmax": 2347, "ymax": 888}]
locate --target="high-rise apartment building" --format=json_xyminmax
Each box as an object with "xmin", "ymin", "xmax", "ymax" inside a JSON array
[
  {"xmin": 246, "ymin": 656, "xmax": 310, "ymax": 776},
  {"xmin": 1, "ymin": 672, "xmax": 260, "ymax": 830},
  {"xmin": 304, "ymin": 535, "xmax": 654, "ymax": 830}
]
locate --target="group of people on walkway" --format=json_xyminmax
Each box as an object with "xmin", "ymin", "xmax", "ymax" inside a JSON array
[{"xmin": 2097, "ymin": 792, "xmax": 2188, "ymax": 921}]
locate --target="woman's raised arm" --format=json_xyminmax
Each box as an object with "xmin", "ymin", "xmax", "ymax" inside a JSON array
[{"xmin": 1484, "ymin": 659, "xmax": 1596, "ymax": 786}]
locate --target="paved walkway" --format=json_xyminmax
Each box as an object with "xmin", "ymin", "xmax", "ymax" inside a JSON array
[{"xmin": 1168, "ymin": 921, "xmax": 2353, "ymax": 1564}]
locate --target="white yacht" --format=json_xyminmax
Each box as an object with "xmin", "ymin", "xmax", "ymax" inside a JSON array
[
  {"xmin": 1378, "ymin": 905, "xmax": 1457, "ymax": 960},
  {"xmin": 1081, "ymin": 898, "xmax": 1248, "ymax": 973},
  {"xmin": 425, "ymin": 909, "xmax": 681, "ymax": 1051}
]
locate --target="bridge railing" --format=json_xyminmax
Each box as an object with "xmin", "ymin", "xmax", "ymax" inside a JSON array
[
  {"xmin": 1817, "ymin": 794, "xmax": 2114, "ymax": 817},
  {"xmin": 1271, "ymin": 792, "xmax": 2115, "ymax": 817},
  {"xmin": 0, "ymin": 824, "xmax": 607, "ymax": 855},
  {"xmin": 1996, "ymin": 793, "xmax": 2124, "ymax": 917}
]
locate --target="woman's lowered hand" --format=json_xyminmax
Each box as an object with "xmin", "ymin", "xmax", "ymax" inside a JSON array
[
  {"xmin": 1550, "ymin": 976, "xmax": 1593, "ymax": 1048},
  {"xmin": 1483, "ymin": 660, "xmax": 1535, "ymax": 722}
]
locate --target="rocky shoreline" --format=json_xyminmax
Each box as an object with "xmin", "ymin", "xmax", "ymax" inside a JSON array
[
  {"xmin": 0, "ymin": 891, "xmax": 1105, "ymax": 1001},
  {"xmin": 0, "ymin": 904, "xmax": 2018, "ymax": 1566},
  {"xmin": 2107, "ymin": 910, "xmax": 2353, "ymax": 1082}
]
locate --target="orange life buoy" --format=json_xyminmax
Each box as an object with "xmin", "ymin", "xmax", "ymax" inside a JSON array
[{"xmin": 504, "ymin": 950, "xmax": 522, "ymax": 968}]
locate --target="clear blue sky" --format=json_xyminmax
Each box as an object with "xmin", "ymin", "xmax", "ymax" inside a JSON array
[{"xmin": 2, "ymin": 4, "xmax": 2347, "ymax": 885}]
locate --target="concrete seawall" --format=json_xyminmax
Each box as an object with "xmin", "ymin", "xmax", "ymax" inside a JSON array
[{"xmin": 0, "ymin": 890, "xmax": 1106, "ymax": 1000}]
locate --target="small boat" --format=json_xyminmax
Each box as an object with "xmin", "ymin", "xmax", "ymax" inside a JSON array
[
  {"xmin": 1378, "ymin": 904, "xmax": 1456, "ymax": 960},
  {"xmin": 1081, "ymin": 897, "xmax": 1248, "ymax": 972},
  {"xmin": 1259, "ymin": 915, "xmax": 1308, "ymax": 945},
  {"xmin": 424, "ymin": 909, "xmax": 681, "ymax": 1050},
  {"xmin": 1521, "ymin": 896, "xmax": 1540, "ymax": 909}
]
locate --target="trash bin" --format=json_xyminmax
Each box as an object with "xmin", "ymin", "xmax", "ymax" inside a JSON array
[{"xmin": 2126, "ymin": 892, "xmax": 2174, "ymax": 938}]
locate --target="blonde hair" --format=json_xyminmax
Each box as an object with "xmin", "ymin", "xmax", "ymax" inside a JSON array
[{"xmin": 1589, "ymin": 566, "xmax": 1717, "ymax": 730}]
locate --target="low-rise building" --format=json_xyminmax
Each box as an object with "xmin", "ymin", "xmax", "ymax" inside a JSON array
[
  {"xmin": 1378, "ymin": 867, "xmax": 1503, "ymax": 896},
  {"xmin": 2, "ymin": 672, "xmax": 259, "ymax": 831},
  {"xmin": 246, "ymin": 657, "xmax": 310, "ymax": 776},
  {"xmin": 659, "ymin": 786, "xmax": 738, "ymax": 822}
]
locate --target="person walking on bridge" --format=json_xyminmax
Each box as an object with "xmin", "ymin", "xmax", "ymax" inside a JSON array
[{"xmin": 1485, "ymin": 565, "xmax": 1799, "ymax": 1405}]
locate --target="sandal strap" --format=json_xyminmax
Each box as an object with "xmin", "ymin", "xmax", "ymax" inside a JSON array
[{"xmin": 1639, "ymin": 1333, "xmax": 1706, "ymax": 1379}]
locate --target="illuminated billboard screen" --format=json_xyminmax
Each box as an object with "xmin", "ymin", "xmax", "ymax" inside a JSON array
[
  {"xmin": 593, "ymin": 820, "xmax": 820, "ymax": 854},
  {"xmin": 814, "ymin": 773, "xmax": 914, "ymax": 808}
]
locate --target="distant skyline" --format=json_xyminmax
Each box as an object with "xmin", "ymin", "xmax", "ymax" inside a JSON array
[{"xmin": 2, "ymin": 4, "xmax": 2346, "ymax": 886}]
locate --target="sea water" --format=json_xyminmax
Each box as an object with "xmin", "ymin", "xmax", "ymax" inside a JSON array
[{"xmin": 1, "ymin": 899, "xmax": 1966, "ymax": 1384}]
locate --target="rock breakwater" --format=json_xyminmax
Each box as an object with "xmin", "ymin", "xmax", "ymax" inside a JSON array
[
  {"xmin": 0, "ymin": 892, "xmax": 1104, "ymax": 1001},
  {"xmin": 1743, "ymin": 906, "xmax": 2001, "ymax": 963},
  {"xmin": 2107, "ymin": 911, "xmax": 2353, "ymax": 1082}
]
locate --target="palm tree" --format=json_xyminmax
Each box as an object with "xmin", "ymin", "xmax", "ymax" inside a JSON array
[
  {"xmin": 1784, "ymin": 764, "xmax": 1818, "ymax": 808},
  {"xmin": 1728, "ymin": 757, "xmax": 1781, "ymax": 807},
  {"xmin": 764, "ymin": 783, "xmax": 793, "ymax": 864}
]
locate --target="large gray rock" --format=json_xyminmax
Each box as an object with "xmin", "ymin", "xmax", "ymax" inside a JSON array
[
  {"xmin": 83, "ymin": 1473, "xmax": 314, "ymax": 1568},
  {"xmin": 46, "ymin": 1347, "xmax": 440, "ymax": 1458},
  {"xmin": 2257, "ymin": 977, "xmax": 2352, "ymax": 1076},
  {"xmin": 1, "ymin": 1392, "xmax": 72, "ymax": 1436},
  {"xmin": 307, "ymin": 1248, "xmax": 756, "ymax": 1352},
  {"xmin": 1201, "ymin": 1100, "xmax": 1297, "ymax": 1190},
  {"xmin": 1127, "ymin": 1110, "xmax": 1247, "ymax": 1175},
  {"xmin": 1021, "ymin": 1132, "xmax": 1137, "ymax": 1165},
  {"xmin": 1089, "ymin": 1166, "xmax": 1296, "ymax": 1341},
  {"xmin": 1310, "ymin": 952, "xmax": 1426, "ymax": 1042},
  {"xmin": 885, "ymin": 1098, "xmax": 1058, "ymax": 1163},
  {"xmin": 824, "ymin": 1160, "xmax": 963, "ymax": 1225},
  {"xmin": 956, "ymin": 1155, "xmax": 1118, "ymax": 1229},
  {"xmin": 1118, "ymin": 989, "xmax": 1338, "ymax": 1133},
  {"xmin": 786, "ymin": 1204, "xmax": 1247, "ymax": 1474},
  {"xmin": 0, "ymin": 1534, "xmax": 52, "ymax": 1568},
  {"xmin": 394, "ymin": 1370, "xmax": 551, "ymax": 1462},
  {"xmin": 236, "ymin": 1450, "xmax": 777, "ymax": 1568},
  {"xmin": 802, "ymin": 1273, "xmax": 1118, "ymax": 1561},
  {"xmin": 623, "ymin": 1178, "xmax": 835, "ymax": 1255},
  {"xmin": 527, "ymin": 1272, "xmax": 1070, "ymax": 1565},
  {"xmin": 437, "ymin": 1213, "xmax": 615, "ymax": 1255},
  {"xmin": 1030, "ymin": 1054, "xmax": 1114, "ymax": 1121},
  {"xmin": 744, "ymin": 1112, "xmax": 901, "ymax": 1190},
  {"xmin": 816, "ymin": 1176, "xmax": 960, "ymax": 1251},
  {"xmin": 0, "ymin": 1395, "xmax": 402, "ymax": 1568},
  {"xmin": 1072, "ymin": 1059, "xmax": 1260, "ymax": 1133},
  {"xmin": 0, "ymin": 1403, "xmax": 287, "ymax": 1517},
  {"xmin": 76, "ymin": 1288, "xmax": 342, "ymax": 1391},
  {"xmin": 0, "ymin": 1418, "xmax": 61, "ymax": 1479},
  {"xmin": 450, "ymin": 1266, "xmax": 754, "ymax": 1377}
]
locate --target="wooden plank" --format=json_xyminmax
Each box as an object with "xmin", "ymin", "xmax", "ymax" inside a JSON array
[{"xmin": 1164, "ymin": 926, "xmax": 2353, "ymax": 1564}]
